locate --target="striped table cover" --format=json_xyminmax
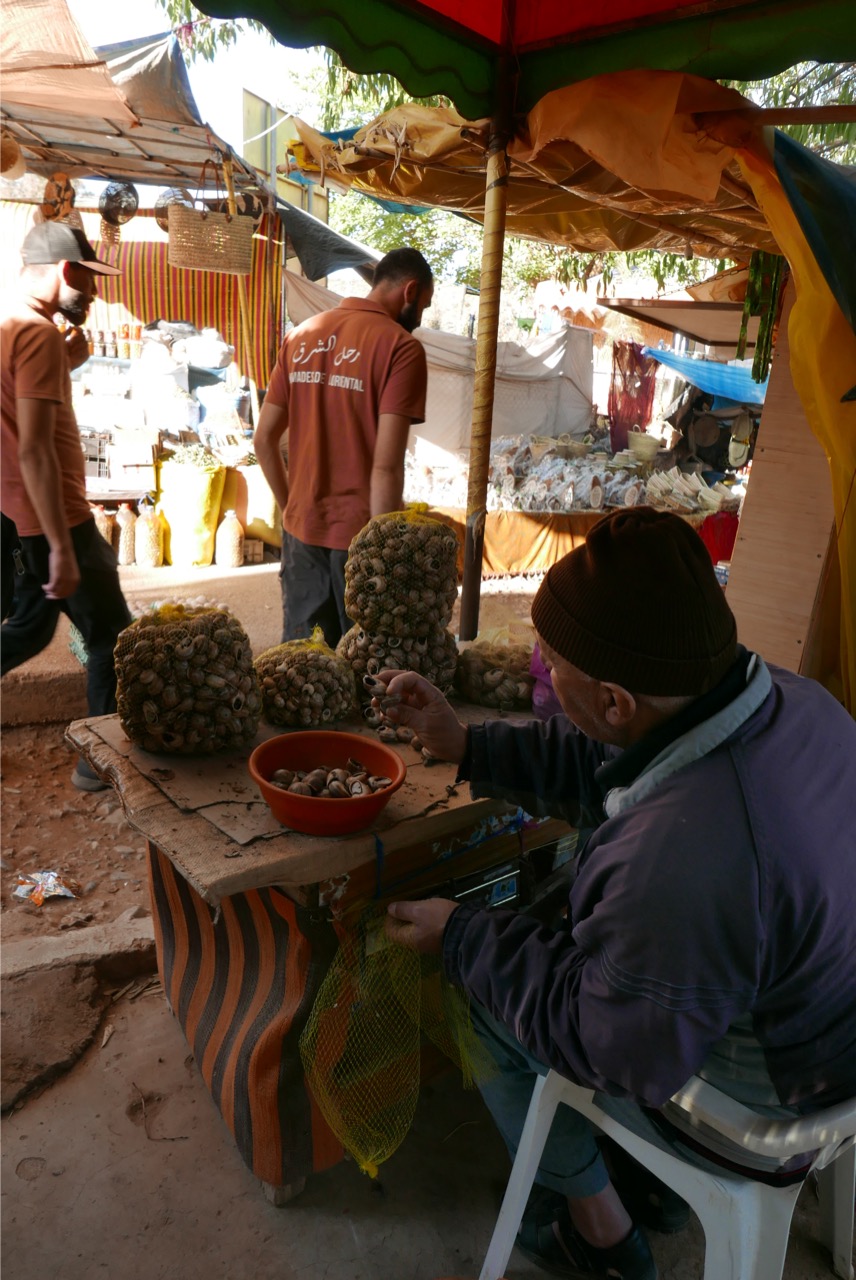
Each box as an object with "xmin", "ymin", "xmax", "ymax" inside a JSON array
[{"xmin": 148, "ymin": 844, "xmax": 344, "ymax": 1185}]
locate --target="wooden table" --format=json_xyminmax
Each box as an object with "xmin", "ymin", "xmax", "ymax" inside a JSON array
[{"xmin": 68, "ymin": 711, "xmax": 571, "ymax": 1196}]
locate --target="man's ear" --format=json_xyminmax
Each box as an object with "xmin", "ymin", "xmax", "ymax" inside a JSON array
[
  {"xmin": 402, "ymin": 277, "xmax": 419, "ymax": 304},
  {"xmin": 601, "ymin": 682, "xmax": 637, "ymax": 727},
  {"xmin": 58, "ymin": 260, "xmax": 75, "ymax": 286}
]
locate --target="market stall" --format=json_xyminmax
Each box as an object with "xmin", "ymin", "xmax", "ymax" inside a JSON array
[{"xmin": 68, "ymin": 708, "xmax": 571, "ymax": 1192}]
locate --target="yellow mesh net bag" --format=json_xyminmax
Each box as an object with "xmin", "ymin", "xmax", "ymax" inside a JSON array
[
  {"xmin": 254, "ymin": 626, "xmax": 358, "ymax": 727},
  {"xmin": 455, "ymin": 625, "xmax": 535, "ymax": 710},
  {"xmin": 114, "ymin": 604, "xmax": 261, "ymax": 753},
  {"xmin": 299, "ymin": 906, "xmax": 495, "ymax": 1177},
  {"xmin": 344, "ymin": 508, "xmax": 460, "ymax": 639}
]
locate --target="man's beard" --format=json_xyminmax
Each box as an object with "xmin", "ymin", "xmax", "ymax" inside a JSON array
[
  {"xmin": 58, "ymin": 286, "xmax": 90, "ymax": 326},
  {"xmin": 397, "ymin": 300, "xmax": 419, "ymax": 333}
]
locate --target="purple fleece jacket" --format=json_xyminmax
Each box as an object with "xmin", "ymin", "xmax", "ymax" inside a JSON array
[{"xmin": 442, "ymin": 659, "xmax": 856, "ymax": 1110}]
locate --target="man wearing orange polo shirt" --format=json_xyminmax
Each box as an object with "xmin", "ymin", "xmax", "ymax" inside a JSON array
[
  {"xmin": 1, "ymin": 222, "xmax": 132, "ymax": 790},
  {"xmin": 255, "ymin": 248, "xmax": 433, "ymax": 647}
]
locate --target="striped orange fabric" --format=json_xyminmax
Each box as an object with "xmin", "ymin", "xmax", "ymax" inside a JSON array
[
  {"xmin": 148, "ymin": 844, "xmax": 343, "ymax": 1184},
  {"xmin": 86, "ymin": 212, "xmax": 284, "ymax": 388}
]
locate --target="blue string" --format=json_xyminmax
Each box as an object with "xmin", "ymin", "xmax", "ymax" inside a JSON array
[{"xmin": 373, "ymin": 832, "xmax": 386, "ymax": 900}]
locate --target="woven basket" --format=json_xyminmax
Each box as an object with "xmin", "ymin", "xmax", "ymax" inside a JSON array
[{"xmin": 168, "ymin": 202, "xmax": 253, "ymax": 275}]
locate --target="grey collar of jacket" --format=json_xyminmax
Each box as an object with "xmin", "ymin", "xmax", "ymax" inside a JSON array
[{"xmin": 602, "ymin": 654, "xmax": 773, "ymax": 820}]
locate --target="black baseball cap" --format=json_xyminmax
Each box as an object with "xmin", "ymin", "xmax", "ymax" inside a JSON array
[{"xmin": 21, "ymin": 222, "xmax": 122, "ymax": 276}]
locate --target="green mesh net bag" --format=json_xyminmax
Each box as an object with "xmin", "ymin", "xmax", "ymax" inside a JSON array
[
  {"xmin": 114, "ymin": 604, "xmax": 261, "ymax": 754},
  {"xmin": 344, "ymin": 509, "xmax": 460, "ymax": 639},
  {"xmin": 299, "ymin": 906, "xmax": 495, "ymax": 1177},
  {"xmin": 254, "ymin": 626, "xmax": 358, "ymax": 728}
]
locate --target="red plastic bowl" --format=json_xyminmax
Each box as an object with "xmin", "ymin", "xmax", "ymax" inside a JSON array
[{"xmin": 248, "ymin": 730, "xmax": 406, "ymax": 836}]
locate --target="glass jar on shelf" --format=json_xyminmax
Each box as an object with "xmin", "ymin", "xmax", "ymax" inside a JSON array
[
  {"xmin": 104, "ymin": 330, "xmax": 118, "ymax": 359},
  {"xmin": 119, "ymin": 323, "xmax": 130, "ymax": 359}
]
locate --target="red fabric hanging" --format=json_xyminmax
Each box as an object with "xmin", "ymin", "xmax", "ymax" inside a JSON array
[{"xmin": 608, "ymin": 341, "xmax": 658, "ymax": 453}]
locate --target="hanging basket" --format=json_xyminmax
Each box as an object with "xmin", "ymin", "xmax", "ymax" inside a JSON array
[{"xmin": 167, "ymin": 159, "xmax": 253, "ymax": 275}]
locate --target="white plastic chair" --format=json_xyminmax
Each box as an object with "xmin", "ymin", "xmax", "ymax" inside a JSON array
[{"xmin": 479, "ymin": 1070, "xmax": 856, "ymax": 1280}]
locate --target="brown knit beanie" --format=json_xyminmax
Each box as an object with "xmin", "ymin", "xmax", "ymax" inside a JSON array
[{"xmin": 531, "ymin": 507, "xmax": 737, "ymax": 695}]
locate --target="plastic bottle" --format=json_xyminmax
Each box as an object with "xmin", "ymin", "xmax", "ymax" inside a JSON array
[
  {"xmin": 214, "ymin": 510, "xmax": 244, "ymax": 568},
  {"xmin": 134, "ymin": 504, "xmax": 164, "ymax": 568},
  {"xmin": 114, "ymin": 503, "xmax": 137, "ymax": 566},
  {"xmin": 92, "ymin": 504, "xmax": 115, "ymax": 546}
]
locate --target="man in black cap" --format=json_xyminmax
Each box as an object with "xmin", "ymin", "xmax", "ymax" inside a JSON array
[
  {"xmin": 376, "ymin": 508, "xmax": 856, "ymax": 1280},
  {"xmin": 1, "ymin": 222, "xmax": 132, "ymax": 790}
]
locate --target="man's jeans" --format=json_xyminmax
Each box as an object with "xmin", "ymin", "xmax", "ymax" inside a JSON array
[
  {"xmin": 279, "ymin": 529, "xmax": 351, "ymax": 649},
  {"xmin": 469, "ymin": 1002, "xmax": 756, "ymax": 1199},
  {"xmin": 1, "ymin": 517, "xmax": 132, "ymax": 717}
]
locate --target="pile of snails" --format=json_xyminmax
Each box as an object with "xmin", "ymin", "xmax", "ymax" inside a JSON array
[
  {"xmin": 336, "ymin": 623, "xmax": 458, "ymax": 694},
  {"xmin": 455, "ymin": 641, "xmax": 534, "ymax": 710},
  {"xmin": 254, "ymin": 637, "xmax": 357, "ymax": 728},
  {"xmin": 115, "ymin": 605, "xmax": 261, "ymax": 754},
  {"xmin": 268, "ymin": 758, "xmax": 393, "ymax": 798}
]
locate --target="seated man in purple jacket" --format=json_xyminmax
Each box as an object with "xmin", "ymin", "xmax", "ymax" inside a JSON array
[{"xmin": 380, "ymin": 507, "xmax": 856, "ymax": 1280}]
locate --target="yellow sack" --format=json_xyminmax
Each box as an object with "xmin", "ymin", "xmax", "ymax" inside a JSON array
[{"xmin": 158, "ymin": 458, "xmax": 225, "ymax": 567}]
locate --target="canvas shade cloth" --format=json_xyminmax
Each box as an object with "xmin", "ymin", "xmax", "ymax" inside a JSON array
[
  {"xmin": 0, "ymin": 0, "xmax": 137, "ymax": 123},
  {"xmin": 284, "ymin": 272, "xmax": 594, "ymax": 454},
  {"xmin": 287, "ymin": 75, "xmax": 776, "ymax": 259},
  {"xmin": 1, "ymin": 15, "xmax": 267, "ymax": 206},
  {"xmin": 190, "ymin": 0, "xmax": 854, "ymax": 121}
]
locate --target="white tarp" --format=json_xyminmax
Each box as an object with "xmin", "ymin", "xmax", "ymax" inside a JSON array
[{"xmin": 284, "ymin": 273, "xmax": 594, "ymax": 461}]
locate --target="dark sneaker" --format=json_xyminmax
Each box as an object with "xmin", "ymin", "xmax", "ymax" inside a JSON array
[
  {"xmin": 71, "ymin": 758, "xmax": 108, "ymax": 793},
  {"xmin": 516, "ymin": 1194, "xmax": 657, "ymax": 1279},
  {"xmin": 600, "ymin": 1138, "xmax": 691, "ymax": 1235}
]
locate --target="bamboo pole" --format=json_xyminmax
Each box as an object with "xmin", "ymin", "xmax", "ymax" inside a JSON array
[
  {"xmin": 458, "ymin": 123, "xmax": 510, "ymax": 640},
  {"xmin": 222, "ymin": 156, "xmax": 261, "ymax": 426}
]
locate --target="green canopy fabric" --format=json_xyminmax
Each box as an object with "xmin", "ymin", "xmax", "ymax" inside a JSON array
[{"xmin": 193, "ymin": 0, "xmax": 855, "ymax": 119}]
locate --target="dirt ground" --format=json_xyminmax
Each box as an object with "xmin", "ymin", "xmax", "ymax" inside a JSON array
[
  {"xmin": 1, "ymin": 724, "xmax": 151, "ymax": 944},
  {"xmin": 1, "ymin": 579, "xmax": 540, "ymax": 943}
]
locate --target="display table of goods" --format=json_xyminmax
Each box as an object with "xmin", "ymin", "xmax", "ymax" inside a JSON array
[
  {"xmin": 68, "ymin": 532, "xmax": 568, "ymax": 1195},
  {"xmin": 405, "ymin": 434, "xmax": 742, "ymax": 576}
]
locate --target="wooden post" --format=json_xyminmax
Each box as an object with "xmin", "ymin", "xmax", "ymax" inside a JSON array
[
  {"xmin": 458, "ymin": 91, "xmax": 512, "ymax": 639},
  {"xmin": 222, "ymin": 156, "xmax": 261, "ymax": 426}
]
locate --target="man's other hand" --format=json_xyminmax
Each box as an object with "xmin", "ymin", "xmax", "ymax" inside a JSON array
[
  {"xmin": 385, "ymin": 898, "xmax": 459, "ymax": 954},
  {"xmin": 44, "ymin": 546, "xmax": 80, "ymax": 599},
  {"xmin": 64, "ymin": 327, "xmax": 90, "ymax": 371}
]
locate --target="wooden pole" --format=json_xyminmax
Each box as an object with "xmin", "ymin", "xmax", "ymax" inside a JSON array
[
  {"xmin": 222, "ymin": 156, "xmax": 261, "ymax": 426},
  {"xmin": 458, "ymin": 69, "xmax": 513, "ymax": 640}
]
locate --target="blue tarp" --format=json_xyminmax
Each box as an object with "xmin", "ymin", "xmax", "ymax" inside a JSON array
[{"xmin": 643, "ymin": 348, "xmax": 768, "ymax": 403}]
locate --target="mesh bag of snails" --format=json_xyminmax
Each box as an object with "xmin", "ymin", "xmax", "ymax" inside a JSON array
[
  {"xmin": 343, "ymin": 508, "xmax": 460, "ymax": 638},
  {"xmin": 336, "ymin": 623, "xmax": 458, "ymax": 696},
  {"xmin": 114, "ymin": 604, "xmax": 261, "ymax": 754},
  {"xmin": 454, "ymin": 625, "xmax": 535, "ymax": 710},
  {"xmin": 254, "ymin": 626, "xmax": 358, "ymax": 728}
]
